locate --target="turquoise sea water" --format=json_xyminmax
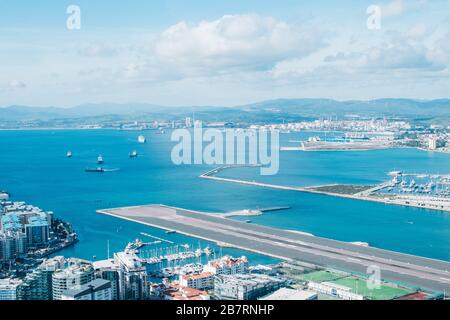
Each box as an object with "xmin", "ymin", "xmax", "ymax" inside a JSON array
[{"xmin": 0, "ymin": 130, "xmax": 449, "ymax": 262}]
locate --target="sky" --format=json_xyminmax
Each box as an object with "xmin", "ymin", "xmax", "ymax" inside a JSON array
[{"xmin": 0, "ymin": 0, "xmax": 450, "ymax": 107}]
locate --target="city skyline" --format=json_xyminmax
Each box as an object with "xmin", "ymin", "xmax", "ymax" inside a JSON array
[{"xmin": 1, "ymin": 0, "xmax": 450, "ymax": 107}]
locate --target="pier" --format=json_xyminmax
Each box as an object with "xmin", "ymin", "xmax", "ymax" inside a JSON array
[
  {"xmin": 220, "ymin": 206, "xmax": 290, "ymax": 218},
  {"xmin": 98, "ymin": 204, "xmax": 450, "ymax": 292},
  {"xmin": 199, "ymin": 166, "xmax": 450, "ymax": 213},
  {"xmin": 140, "ymin": 232, "xmax": 174, "ymax": 244}
]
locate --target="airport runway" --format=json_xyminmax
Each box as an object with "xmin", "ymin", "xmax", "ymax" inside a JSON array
[{"xmin": 98, "ymin": 204, "xmax": 450, "ymax": 293}]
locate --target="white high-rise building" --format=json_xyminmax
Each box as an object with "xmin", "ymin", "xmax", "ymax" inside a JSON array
[
  {"xmin": 93, "ymin": 259, "xmax": 121, "ymax": 300},
  {"xmin": 428, "ymin": 135, "xmax": 437, "ymax": 150},
  {"xmin": 52, "ymin": 259, "xmax": 94, "ymax": 300},
  {"xmin": 113, "ymin": 249, "xmax": 147, "ymax": 300},
  {"xmin": 185, "ymin": 117, "xmax": 192, "ymax": 128},
  {"xmin": 21, "ymin": 256, "xmax": 65, "ymax": 300},
  {"xmin": 0, "ymin": 278, "xmax": 23, "ymax": 300}
]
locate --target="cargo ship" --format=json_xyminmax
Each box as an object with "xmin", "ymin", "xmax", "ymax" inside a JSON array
[{"xmin": 85, "ymin": 167, "xmax": 105, "ymax": 173}]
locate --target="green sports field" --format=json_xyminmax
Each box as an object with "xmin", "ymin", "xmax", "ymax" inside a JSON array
[
  {"xmin": 298, "ymin": 270, "xmax": 346, "ymax": 283},
  {"xmin": 330, "ymin": 277, "xmax": 414, "ymax": 300}
]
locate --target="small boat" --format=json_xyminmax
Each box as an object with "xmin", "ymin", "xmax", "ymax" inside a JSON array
[
  {"xmin": 66, "ymin": 151, "xmax": 72, "ymax": 158},
  {"xmin": 85, "ymin": 167, "xmax": 105, "ymax": 173},
  {"xmin": 129, "ymin": 150, "xmax": 138, "ymax": 158},
  {"xmin": 97, "ymin": 154, "xmax": 104, "ymax": 164},
  {"xmin": 0, "ymin": 191, "xmax": 10, "ymax": 201},
  {"xmin": 138, "ymin": 135, "xmax": 146, "ymax": 144},
  {"xmin": 204, "ymin": 247, "xmax": 214, "ymax": 256}
]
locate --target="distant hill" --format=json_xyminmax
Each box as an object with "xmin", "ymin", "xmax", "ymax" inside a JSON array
[
  {"xmin": 240, "ymin": 98, "xmax": 450, "ymax": 118},
  {"xmin": 1, "ymin": 99, "xmax": 449, "ymax": 124}
]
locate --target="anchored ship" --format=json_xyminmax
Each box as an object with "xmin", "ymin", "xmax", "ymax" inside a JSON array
[
  {"xmin": 129, "ymin": 150, "xmax": 138, "ymax": 158},
  {"xmin": 138, "ymin": 135, "xmax": 146, "ymax": 144},
  {"xmin": 85, "ymin": 167, "xmax": 105, "ymax": 173},
  {"xmin": 85, "ymin": 167, "xmax": 120, "ymax": 173}
]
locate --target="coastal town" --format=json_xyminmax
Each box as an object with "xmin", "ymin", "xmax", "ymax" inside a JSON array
[
  {"xmin": 1, "ymin": 115, "xmax": 450, "ymax": 301},
  {"xmin": 0, "ymin": 192, "xmax": 78, "ymax": 280},
  {"xmin": 73, "ymin": 117, "xmax": 450, "ymax": 154},
  {"xmin": 0, "ymin": 193, "xmax": 446, "ymax": 301},
  {"xmin": 0, "ymin": 235, "xmax": 443, "ymax": 301}
]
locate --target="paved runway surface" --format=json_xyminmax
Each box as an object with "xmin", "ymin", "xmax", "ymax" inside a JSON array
[{"xmin": 98, "ymin": 204, "xmax": 450, "ymax": 293}]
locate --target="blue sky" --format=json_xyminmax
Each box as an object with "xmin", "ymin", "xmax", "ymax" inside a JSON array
[{"xmin": 1, "ymin": 0, "xmax": 450, "ymax": 107}]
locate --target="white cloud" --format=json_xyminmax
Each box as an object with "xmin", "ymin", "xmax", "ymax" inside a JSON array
[
  {"xmin": 8, "ymin": 80, "xmax": 26, "ymax": 89},
  {"xmin": 407, "ymin": 24, "xmax": 428, "ymax": 38},
  {"xmin": 271, "ymin": 27, "xmax": 446, "ymax": 85},
  {"xmin": 78, "ymin": 43, "xmax": 119, "ymax": 57},
  {"xmin": 428, "ymin": 30, "xmax": 450, "ymax": 65},
  {"xmin": 380, "ymin": 0, "xmax": 405, "ymax": 17},
  {"xmin": 152, "ymin": 14, "xmax": 325, "ymax": 74},
  {"xmin": 3, "ymin": 8, "xmax": 450, "ymax": 106}
]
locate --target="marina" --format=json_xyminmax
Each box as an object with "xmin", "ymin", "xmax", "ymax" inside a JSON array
[{"xmin": 122, "ymin": 240, "xmax": 215, "ymax": 277}]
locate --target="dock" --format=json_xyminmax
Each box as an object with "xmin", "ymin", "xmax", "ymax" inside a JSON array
[{"xmin": 98, "ymin": 204, "xmax": 450, "ymax": 292}]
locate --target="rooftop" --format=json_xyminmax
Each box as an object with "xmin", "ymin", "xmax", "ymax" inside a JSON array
[
  {"xmin": 164, "ymin": 284, "xmax": 209, "ymax": 301},
  {"xmin": 62, "ymin": 279, "xmax": 111, "ymax": 298},
  {"xmin": 0, "ymin": 278, "xmax": 23, "ymax": 289},
  {"xmin": 208, "ymin": 255, "xmax": 248, "ymax": 268},
  {"xmin": 182, "ymin": 272, "xmax": 213, "ymax": 281},
  {"xmin": 260, "ymin": 288, "xmax": 318, "ymax": 300}
]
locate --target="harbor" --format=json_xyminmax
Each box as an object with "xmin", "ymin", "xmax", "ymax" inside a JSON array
[
  {"xmin": 1, "ymin": 129, "xmax": 450, "ymax": 272},
  {"xmin": 97, "ymin": 204, "xmax": 450, "ymax": 292}
]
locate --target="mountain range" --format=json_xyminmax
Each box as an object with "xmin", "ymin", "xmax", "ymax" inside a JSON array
[{"xmin": 1, "ymin": 99, "xmax": 449, "ymax": 124}]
